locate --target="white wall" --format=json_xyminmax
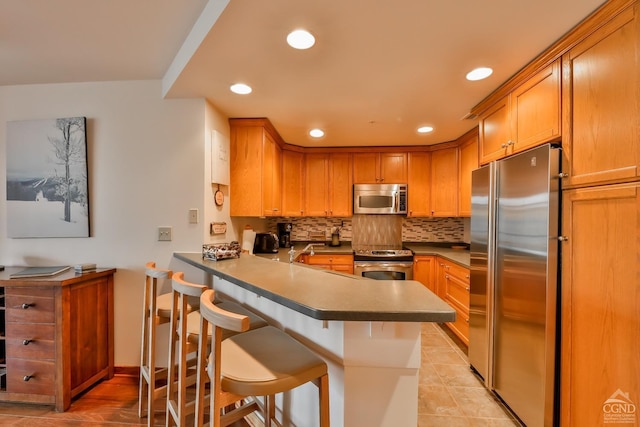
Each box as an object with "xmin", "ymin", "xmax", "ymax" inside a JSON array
[{"xmin": 0, "ymin": 80, "xmax": 231, "ymax": 366}]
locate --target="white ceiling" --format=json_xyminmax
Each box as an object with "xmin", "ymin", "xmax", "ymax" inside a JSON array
[{"xmin": 1, "ymin": 0, "xmax": 607, "ymax": 147}]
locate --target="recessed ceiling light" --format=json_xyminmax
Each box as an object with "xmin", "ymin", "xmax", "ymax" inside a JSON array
[
  {"xmin": 230, "ymin": 83, "xmax": 252, "ymax": 94},
  {"xmin": 466, "ymin": 67, "xmax": 493, "ymax": 81},
  {"xmin": 417, "ymin": 126, "xmax": 434, "ymax": 134},
  {"xmin": 287, "ymin": 29, "xmax": 315, "ymax": 50},
  {"xmin": 309, "ymin": 128, "xmax": 325, "ymax": 138}
]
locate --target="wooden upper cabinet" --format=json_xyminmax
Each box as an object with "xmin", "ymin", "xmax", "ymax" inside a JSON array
[
  {"xmin": 479, "ymin": 96, "xmax": 511, "ymax": 164},
  {"xmin": 407, "ymin": 152, "xmax": 431, "ymax": 217},
  {"xmin": 281, "ymin": 150, "xmax": 304, "ymax": 216},
  {"xmin": 305, "ymin": 153, "xmax": 352, "ymax": 217},
  {"xmin": 479, "ymin": 59, "xmax": 561, "ymax": 165},
  {"xmin": 458, "ymin": 128, "xmax": 479, "ymax": 217},
  {"xmin": 430, "ymin": 146, "xmax": 459, "ymax": 216},
  {"xmin": 562, "ymin": 6, "xmax": 639, "ymax": 188},
  {"xmin": 353, "ymin": 152, "xmax": 407, "ymax": 183},
  {"xmin": 261, "ymin": 131, "xmax": 282, "ymax": 216},
  {"xmin": 229, "ymin": 118, "xmax": 283, "ymax": 217},
  {"xmin": 329, "ymin": 153, "xmax": 353, "ymax": 216}
]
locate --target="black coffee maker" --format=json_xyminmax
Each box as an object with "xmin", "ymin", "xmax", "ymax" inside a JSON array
[{"xmin": 277, "ymin": 222, "xmax": 292, "ymax": 248}]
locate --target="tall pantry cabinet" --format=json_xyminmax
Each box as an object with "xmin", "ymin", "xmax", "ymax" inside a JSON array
[{"xmin": 560, "ymin": 1, "xmax": 640, "ymax": 426}]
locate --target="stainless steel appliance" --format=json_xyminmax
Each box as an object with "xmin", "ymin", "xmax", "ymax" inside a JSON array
[
  {"xmin": 353, "ymin": 183, "xmax": 407, "ymax": 215},
  {"xmin": 253, "ymin": 232, "xmax": 279, "ymax": 254},
  {"xmin": 353, "ymin": 248, "xmax": 413, "ymax": 280},
  {"xmin": 469, "ymin": 144, "xmax": 560, "ymax": 427}
]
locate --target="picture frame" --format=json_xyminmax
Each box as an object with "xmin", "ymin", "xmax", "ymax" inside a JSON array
[{"xmin": 5, "ymin": 116, "xmax": 90, "ymax": 238}]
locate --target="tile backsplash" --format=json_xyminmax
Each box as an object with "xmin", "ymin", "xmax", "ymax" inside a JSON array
[{"xmin": 266, "ymin": 216, "xmax": 465, "ymax": 243}]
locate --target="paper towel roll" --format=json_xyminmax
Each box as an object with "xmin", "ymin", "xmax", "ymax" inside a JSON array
[{"xmin": 242, "ymin": 229, "xmax": 256, "ymax": 254}]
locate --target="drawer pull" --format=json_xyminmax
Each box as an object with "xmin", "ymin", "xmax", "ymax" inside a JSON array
[
  {"xmin": 22, "ymin": 339, "xmax": 33, "ymax": 345},
  {"xmin": 465, "ymin": 287, "xmax": 470, "ymax": 291},
  {"xmin": 23, "ymin": 375, "xmax": 34, "ymax": 382},
  {"xmin": 465, "ymin": 318, "xmax": 470, "ymax": 323},
  {"xmin": 21, "ymin": 303, "xmax": 34, "ymax": 309}
]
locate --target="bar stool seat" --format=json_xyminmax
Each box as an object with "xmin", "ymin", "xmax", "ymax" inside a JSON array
[{"xmin": 195, "ymin": 289, "xmax": 330, "ymax": 427}]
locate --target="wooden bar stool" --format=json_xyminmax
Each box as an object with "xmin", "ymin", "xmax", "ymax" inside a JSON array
[
  {"xmin": 194, "ymin": 288, "xmax": 330, "ymax": 427},
  {"xmin": 139, "ymin": 261, "xmax": 194, "ymax": 426},
  {"xmin": 166, "ymin": 272, "xmax": 268, "ymax": 427}
]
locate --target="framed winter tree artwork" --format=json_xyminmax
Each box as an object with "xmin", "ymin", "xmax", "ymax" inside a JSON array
[{"xmin": 6, "ymin": 117, "xmax": 90, "ymax": 238}]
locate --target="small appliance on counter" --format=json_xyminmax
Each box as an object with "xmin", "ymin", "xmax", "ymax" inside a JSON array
[
  {"xmin": 329, "ymin": 226, "xmax": 341, "ymax": 247},
  {"xmin": 277, "ymin": 222, "xmax": 292, "ymax": 248},
  {"xmin": 253, "ymin": 232, "xmax": 279, "ymax": 254}
]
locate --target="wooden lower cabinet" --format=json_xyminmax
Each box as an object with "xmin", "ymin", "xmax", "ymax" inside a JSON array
[
  {"xmin": 435, "ymin": 257, "xmax": 470, "ymax": 345},
  {"xmin": 297, "ymin": 254, "xmax": 354, "ymax": 275},
  {"xmin": 560, "ymin": 182, "xmax": 639, "ymax": 427},
  {"xmin": 0, "ymin": 268, "xmax": 115, "ymax": 411},
  {"xmin": 413, "ymin": 256, "xmax": 436, "ymax": 293}
]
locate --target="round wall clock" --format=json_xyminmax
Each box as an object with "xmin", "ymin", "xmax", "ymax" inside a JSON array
[{"xmin": 214, "ymin": 188, "xmax": 224, "ymax": 206}]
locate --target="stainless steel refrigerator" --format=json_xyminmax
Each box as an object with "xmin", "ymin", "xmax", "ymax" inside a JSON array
[{"xmin": 469, "ymin": 144, "xmax": 560, "ymax": 427}]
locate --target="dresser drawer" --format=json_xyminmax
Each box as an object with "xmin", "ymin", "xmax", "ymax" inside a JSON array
[
  {"xmin": 6, "ymin": 358, "xmax": 55, "ymax": 395},
  {"xmin": 5, "ymin": 288, "xmax": 55, "ymax": 323},
  {"xmin": 6, "ymin": 323, "xmax": 55, "ymax": 359}
]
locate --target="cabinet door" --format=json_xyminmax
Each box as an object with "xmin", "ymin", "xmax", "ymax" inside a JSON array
[
  {"xmin": 379, "ymin": 152, "xmax": 407, "ymax": 183},
  {"xmin": 304, "ymin": 154, "xmax": 329, "ymax": 216},
  {"xmin": 511, "ymin": 59, "xmax": 561, "ymax": 154},
  {"xmin": 352, "ymin": 152, "xmax": 379, "ymax": 183},
  {"xmin": 562, "ymin": 7, "xmax": 639, "ymax": 188},
  {"xmin": 479, "ymin": 96, "xmax": 511, "ymax": 165},
  {"xmin": 458, "ymin": 130, "xmax": 478, "ymax": 217},
  {"xmin": 430, "ymin": 147, "xmax": 459, "ymax": 216},
  {"xmin": 230, "ymin": 126, "xmax": 264, "ymax": 216},
  {"xmin": 561, "ymin": 182, "xmax": 640, "ymax": 427},
  {"xmin": 413, "ymin": 256, "xmax": 436, "ymax": 293},
  {"xmin": 407, "ymin": 152, "xmax": 431, "ymax": 217},
  {"xmin": 281, "ymin": 150, "xmax": 304, "ymax": 216},
  {"xmin": 329, "ymin": 153, "xmax": 352, "ymax": 216}
]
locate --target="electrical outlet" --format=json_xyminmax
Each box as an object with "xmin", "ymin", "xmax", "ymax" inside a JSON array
[
  {"xmin": 158, "ymin": 226, "xmax": 172, "ymax": 241},
  {"xmin": 188, "ymin": 208, "xmax": 198, "ymax": 224}
]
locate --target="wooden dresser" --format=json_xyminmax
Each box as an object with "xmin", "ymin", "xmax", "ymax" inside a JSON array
[{"xmin": 0, "ymin": 267, "xmax": 115, "ymax": 411}]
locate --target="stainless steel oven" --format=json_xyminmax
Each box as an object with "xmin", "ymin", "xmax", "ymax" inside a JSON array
[{"xmin": 353, "ymin": 248, "xmax": 414, "ymax": 280}]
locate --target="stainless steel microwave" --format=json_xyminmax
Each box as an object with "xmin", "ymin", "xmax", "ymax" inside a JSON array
[{"xmin": 353, "ymin": 183, "xmax": 408, "ymax": 214}]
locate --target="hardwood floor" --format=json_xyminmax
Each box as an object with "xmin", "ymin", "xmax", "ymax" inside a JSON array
[{"xmin": 0, "ymin": 324, "xmax": 519, "ymax": 426}]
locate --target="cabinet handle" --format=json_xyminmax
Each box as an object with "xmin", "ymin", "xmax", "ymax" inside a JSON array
[
  {"xmin": 21, "ymin": 303, "xmax": 34, "ymax": 309},
  {"xmin": 465, "ymin": 318, "xmax": 470, "ymax": 323},
  {"xmin": 558, "ymin": 173, "xmax": 568, "ymax": 179},
  {"xmin": 22, "ymin": 339, "xmax": 33, "ymax": 345},
  {"xmin": 558, "ymin": 236, "xmax": 569, "ymax": 242},
  {"xmin": 23, "ymin": 375, "xmax": 34, "ymax": 382},
  {"xmin": 465, "ymin": 287, "xmax": 470, "ymax": 292},
  {"xmin": 466, "ymin": 274, "xmax": 470, "ymax": 279},
  {"xmin": 501, "ymin": 143, "xmax": 509, "ymax": 148}
]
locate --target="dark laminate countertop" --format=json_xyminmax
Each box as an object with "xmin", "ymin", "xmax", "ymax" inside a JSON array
[
  {"xmin": 256, "ymin": 241, "xmax": 471, "ymax": 268},
  {"xmin": 174, "ymin": 252, "xmax": 455, "ymax": 323}
]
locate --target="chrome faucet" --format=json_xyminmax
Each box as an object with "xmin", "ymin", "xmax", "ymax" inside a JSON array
[{"xmin": 302, "ymin": 243, "xmax": 325, "ymax": 256}]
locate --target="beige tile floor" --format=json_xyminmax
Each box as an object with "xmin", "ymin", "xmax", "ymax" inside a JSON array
[{"xmin": 418, "ymin": 323, "xmax": 521, "ymax": 427}]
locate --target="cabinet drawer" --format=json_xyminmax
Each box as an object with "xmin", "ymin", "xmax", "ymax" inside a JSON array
[
  {"xmin": 446, "ymin": 262, "xmax": 470, "ymax": 284},
  {"xmin": 445, "ymin": 274, "xmax": 470, "ymax": 311},
  {"xmin": 7, "ymin": 358, "xmax": 55, "ymax": 395},
  {"xmin": 6, "ymin": 323, "xmax": 55, "ymax": 359},
  {"xmin": 447, "ymin": 304, "xmax": 470, "ymax": 345},
  {"xmin": 304, "ymin": 254, "xmax": 353, "ymax": 266},
  {"xmin": 5, "ymin": 288, "xmax": 55, "ymax": 323}
]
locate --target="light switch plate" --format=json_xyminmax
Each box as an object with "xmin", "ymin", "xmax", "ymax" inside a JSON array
[
  {"xmin": 188, "ymin": 208, "xmax": 198, "ymax": 224},
  {"xmin": 158, "ymin": 226, "xmax": 172, "ymax": 241}
]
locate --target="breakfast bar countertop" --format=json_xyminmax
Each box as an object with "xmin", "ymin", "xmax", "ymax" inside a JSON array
[{"xmin": 174, "ymin": 252, "xmax": 455, "ymax": 323}]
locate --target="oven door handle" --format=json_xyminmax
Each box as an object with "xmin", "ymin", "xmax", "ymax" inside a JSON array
[{"xmin": 354, "ymin": 263, "xmax": 413, "ymax": 268}]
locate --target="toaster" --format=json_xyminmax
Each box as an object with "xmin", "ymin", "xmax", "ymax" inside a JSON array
[{"xmin": 253, "ymin": 232, "xmax": 279, "ymax": 254}]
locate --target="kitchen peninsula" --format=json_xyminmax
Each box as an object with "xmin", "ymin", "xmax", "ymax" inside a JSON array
[{"xmin": 174, "ymin": 252, "xmax": 455, "ymax": 427}]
